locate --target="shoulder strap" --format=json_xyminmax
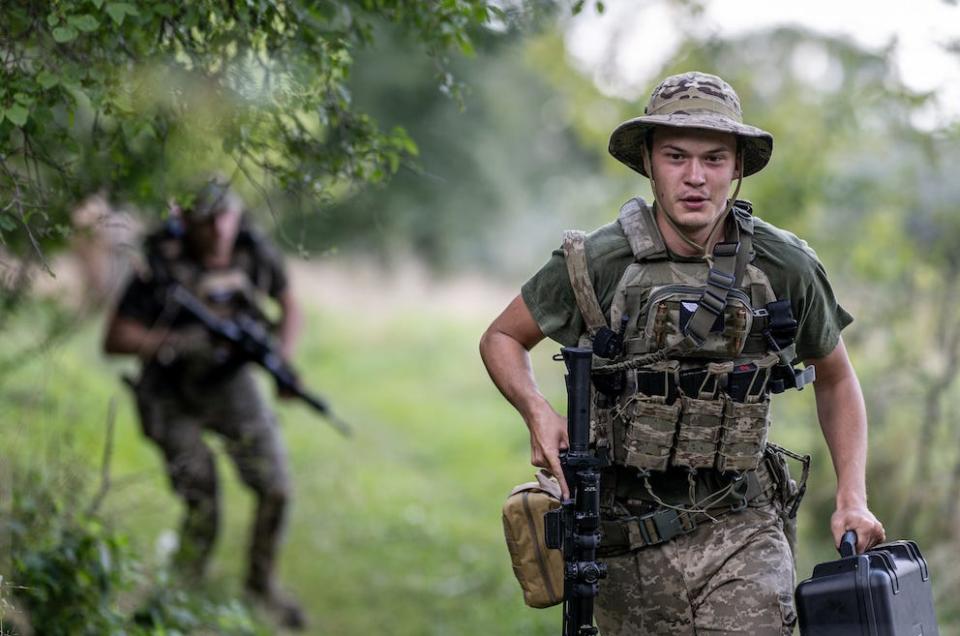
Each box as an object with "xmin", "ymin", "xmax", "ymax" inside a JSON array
[
  {"xmin": 731, "ymin": 199, "xmax": 754, "ymax": 285},
  {"xmin": 679, "ymin": 207, "xmax": 754, "ymax": 349},
  {"xmin": 617, "ymin": 197, "xmax": 668, "ymax": 261},
  {"xmin": 562, "ymin": 230, "xmax": 608, "ymax": 336}
]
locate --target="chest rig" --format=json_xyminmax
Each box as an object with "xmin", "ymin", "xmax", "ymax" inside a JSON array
[
  {"xmin": 564, "ymin": 198, "xmax": 815, "ymax": 478},
  {"xmin": 146, "ymin": 228, "xmax": 269, "ymax": 324}
]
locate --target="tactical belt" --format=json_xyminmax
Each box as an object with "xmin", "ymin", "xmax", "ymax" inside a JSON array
[{"xmin": 598, "ymin": 469, "xmax": 773, "ymax": 555}]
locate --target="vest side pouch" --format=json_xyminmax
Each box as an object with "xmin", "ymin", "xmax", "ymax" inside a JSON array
[
  {"xmin": 643, "ymin": 285, "xmax": 754, "ymax": 359},
  {"xmin": 717, "ymin": 398, "xmax": 771, "ymax": 472},
  {"xmin": 672, "ymin": 395, "xmax": 724, "ymax": 470},
  {"xmin": 502, "ymin": 472, "xmax": 564, "ymax": 608},
  {"xmin": 620, "ymin": 396, "xmax": 680, "ymax": 472}
]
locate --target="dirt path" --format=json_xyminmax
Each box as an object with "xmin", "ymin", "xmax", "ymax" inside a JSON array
[{"xmin": 288, "ymin": 257, "xmax": 516, "ymax": 320}]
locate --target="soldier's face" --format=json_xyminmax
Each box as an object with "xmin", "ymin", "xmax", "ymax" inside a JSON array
[
  {"xmin": 186, "ymin": 206, "xmax": 242, "ymax": 258},
  {"xmin": 649, "ymin": 128, "xmax": 739, "ymax": 233}
]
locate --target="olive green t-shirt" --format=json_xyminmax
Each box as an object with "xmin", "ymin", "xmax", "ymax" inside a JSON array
[{"xmin": 521, "ymin": 212, "xmax": 852, "ymax": 360}]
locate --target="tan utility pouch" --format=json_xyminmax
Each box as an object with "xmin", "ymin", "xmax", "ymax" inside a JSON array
[{"xmin": 502, "ymin": 469, "xmax": 564, "ymax": 608}]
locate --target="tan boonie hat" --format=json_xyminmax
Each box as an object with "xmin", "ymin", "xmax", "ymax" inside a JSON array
[{"xmin": 609, "ymin": 71, "xmax": 773, "ymax": 177}]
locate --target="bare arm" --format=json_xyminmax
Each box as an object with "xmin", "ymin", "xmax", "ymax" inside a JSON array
[
  {"xmin": 807, "ymin": 336, "xmax": 885, "ymax": 553},
  {"xmin": 103, "ymin": 312, "xmax": 170, "ymax": 360},
  {"xmin": 275, "ymin": 288, "xmax": 303, "ymax": 362},
  {"xmin": 480, "ymin": 294, "xmax": 571, "ymax": 498}
]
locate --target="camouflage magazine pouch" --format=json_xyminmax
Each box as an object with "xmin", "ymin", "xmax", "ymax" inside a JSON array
[
  {"xmin": 620, "ymin": 396, "xmax": 679, "ymax": 472},
  {"xmin": 672, "ymin": 395, "xmax": 724, "ymax": 469},
  {"xmin": 502, "ymin": 470, "xmax": 564, "ymax": 608},
  {"xmin": 717, "ymin": 398, "xmax": 771, "ymax": 472}
]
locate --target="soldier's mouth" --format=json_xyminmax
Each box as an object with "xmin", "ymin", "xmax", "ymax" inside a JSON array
[{"xmin": 680, "ymin": 196, "xmax": 708, "ymax": 209}]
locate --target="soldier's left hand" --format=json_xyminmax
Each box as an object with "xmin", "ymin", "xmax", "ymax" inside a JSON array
[{"xmin": 831, "ymin": 505, "xmax": 885, "ymax": 554}]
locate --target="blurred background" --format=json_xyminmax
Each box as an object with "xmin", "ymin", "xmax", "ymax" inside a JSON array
[{"xmin": 2, "ymin": 0, "xmax": 960, "ymax": 633}]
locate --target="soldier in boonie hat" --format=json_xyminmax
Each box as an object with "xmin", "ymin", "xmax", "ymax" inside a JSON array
[
  {"xmin": 481, "ymin": 69, "xmax": 884, "ymax": 635},
  {"xmin": 609, "ymin": 71, "xmax": 773, "ymax": 178},
  {"xmin": 609, "ymin": 71, "xmax": 775, "ymax": 256}
]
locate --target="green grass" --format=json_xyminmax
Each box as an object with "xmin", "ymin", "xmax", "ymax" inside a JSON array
[
  {"xmin": 0, "ymin": 302, "xmax": 562, "ymax": 635},
  {"xmin": 2, "ymin": 297, "xmax": 958, "ymax": 635}
]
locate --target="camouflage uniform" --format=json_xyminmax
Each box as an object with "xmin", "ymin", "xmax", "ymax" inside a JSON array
[
  {"xmin": 596, "ymin": 503, "xmax": 796, "ymax": 635},
  {"xmin": 521, "ymin": 73, "xmax": 850, "ymax": 634},
  {"xmin": 116, "ymin": 220, "xmax": 292, "ymax": 588}
]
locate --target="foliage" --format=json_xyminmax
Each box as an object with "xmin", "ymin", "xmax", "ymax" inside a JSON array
[
  {"xmin": 276, "ymin": 19, "xmax": 608, "ymax": 272},
  {"xmin": 0, "ymin": 414, "xmax": 268, "ymax": 634},
  {"xmin": 0, "ymin": 0, "xmax": 550, "ymax": 265}
]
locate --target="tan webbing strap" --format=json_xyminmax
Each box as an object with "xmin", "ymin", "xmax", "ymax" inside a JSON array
[
  {"xmin": 562, "ymin": 230, "xmax": 608, "ymax": 336},
  {"xmin": 617, "ymin": 198, "xmax": 668, "ymax": 261}
]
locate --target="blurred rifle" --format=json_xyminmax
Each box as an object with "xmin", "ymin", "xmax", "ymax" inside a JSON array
[
  {"xmin": 166, "ymin": 283, "xmax": 352, "ymax": 437},
  {"xmin": 544, "ymin": 347, "xmax": 608, "ymax": 636}
]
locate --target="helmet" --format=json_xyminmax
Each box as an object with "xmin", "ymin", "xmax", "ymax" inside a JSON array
[{"xmin": 185, "ymin": 176, "xmax": 244, "ymax": 221}]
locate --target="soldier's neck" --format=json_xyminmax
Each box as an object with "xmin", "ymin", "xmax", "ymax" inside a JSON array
[{"xmin": 656, "ymin": 214, "xmax": 727, "ymax": 258}]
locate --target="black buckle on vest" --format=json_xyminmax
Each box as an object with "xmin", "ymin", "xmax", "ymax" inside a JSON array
[
  {"xmin": 637, "ymin": 508, "xmax": 696, "ymax": 545},
  {"xmin": 592, "ymin": 326, "xmax": 623, "ymax": 359},
  {"xmin": 764, "ymin": 299, "xmax": 798, "ymax": 350},
  {"xmin": 768, "ymin": 364, "xmax": 817, "ymax": 394},
  {"xmin": 712, "ymin": 241, "xmax": 739, "ymax": 258}
]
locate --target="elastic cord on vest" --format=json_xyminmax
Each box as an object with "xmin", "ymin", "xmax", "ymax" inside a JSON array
[{"xmin": 641, "ymin": 141, "xmax": 745, "ymax": 257}]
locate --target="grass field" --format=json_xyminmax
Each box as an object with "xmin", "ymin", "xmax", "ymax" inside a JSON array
[{"xmin": 2, "ymin": 260, "xmax": 957, "ymax": 635}]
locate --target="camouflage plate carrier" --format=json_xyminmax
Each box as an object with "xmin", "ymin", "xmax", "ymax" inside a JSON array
[{"xmin": 563, "ymin": 197, "xmax": 814, "ymax": 502}]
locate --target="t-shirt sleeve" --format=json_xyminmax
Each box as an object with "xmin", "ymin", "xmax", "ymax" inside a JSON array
[
  {"xmin": 755, "ymin": 223, "xmax": 853, "ymax": 361},
  {"xmin": 521, "ymin": 222, "xmax": 634, "ymax": 348},
  {"xmin": 114, "ymin": 273, "xmax": 163, "ymax": 324},
  {"xmin": 521, "ymin": 248, "xmax": 583, "ymax": 347},
  {"xmin": 792, "ymin": 258, "xmax": 853, "ymax": 360},
  {"xmin": 251, "ymin": 234, "xmax": 288, "ymax": 299}
]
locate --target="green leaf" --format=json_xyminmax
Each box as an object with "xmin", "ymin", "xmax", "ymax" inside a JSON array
[
  {"xmin": 46, "ymin": 14, "xmax": 60, "ymax": 27},
  {"xmin": 37, "ymin": 70, "xmax": 59, "ymax": 89},
  {"xmin": 91, "ymin": 0, "xmax": 105, "ymax": 7},
  {"xmin": 52, "ymin": 25, "xmax": 78, "ymax": 43},
  {"xmin": 105, "ymin": 2, "xmax": 138, "ymax": 25},
  {"xmin": 152, "ymin": 3, "xmax": 175, "ymax": 17},
  {"xmin": 0, "ymin": 213, "xmax": 16, "ymax": 232},
  {"xmin": 67, "ymin": 14, "xmax": 100, "ymax": 32},
  {"xmin": 4, "ymin": 104, "xmax": 29, "ymax": 127}
]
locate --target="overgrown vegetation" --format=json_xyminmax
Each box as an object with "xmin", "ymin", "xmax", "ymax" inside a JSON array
[{"xmin": 0, "ymin": 441, "xmax": 270, "ymax": 635}]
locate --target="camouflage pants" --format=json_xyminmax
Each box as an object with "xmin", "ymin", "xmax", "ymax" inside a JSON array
[
  {"xmin": 595, "ymin": 503, "xmax": 797, "ymax": 635},
  {"xmin": 136, "ymin": 367, "xmax": 291, "ymax": 588}
]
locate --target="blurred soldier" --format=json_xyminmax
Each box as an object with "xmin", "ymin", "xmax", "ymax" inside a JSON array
[
  {"xmin": 103, "ymin": 178, "xmax": 306, "ymax": 629},
  {"xmin": 481, "ymin": 72, "xmax": 885, "ymax": 634}
]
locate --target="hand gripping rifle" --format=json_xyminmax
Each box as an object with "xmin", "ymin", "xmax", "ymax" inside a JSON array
[
  {"xmin": 166, "ymin": 283, "xmax": 352, "ymax": 437},
  {"xmin": 544, "ymin": 347, "xmax": 609, "ymax": 636}
]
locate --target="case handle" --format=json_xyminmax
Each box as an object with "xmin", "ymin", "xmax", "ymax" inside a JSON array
[{"xmin": 839, "ymin": 529, "xmax": 857, "ymax": 557}]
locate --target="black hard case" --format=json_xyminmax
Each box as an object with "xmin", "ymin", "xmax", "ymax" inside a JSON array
[{"xmin": 795, "ymin": 539, "xmax": 939, "ymax": 636}]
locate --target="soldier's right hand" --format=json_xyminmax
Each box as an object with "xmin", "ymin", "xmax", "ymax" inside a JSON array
[{"xmin": 526, "ymin": 407, "xmax": 570, "ymax": 500}]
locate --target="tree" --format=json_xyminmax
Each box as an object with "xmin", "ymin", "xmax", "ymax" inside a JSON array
[{"xmin": 0, "ymin": 0, "xmax": 551, "ymax": 268}]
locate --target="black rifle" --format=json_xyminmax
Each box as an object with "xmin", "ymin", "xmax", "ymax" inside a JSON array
[
  {"xmin": 166, "ymin": 283, "xmax": 352, "ymax": 437},
  {"xmin": 544, "ymin": 347, "xmax": 608, "ymax": 636}
]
